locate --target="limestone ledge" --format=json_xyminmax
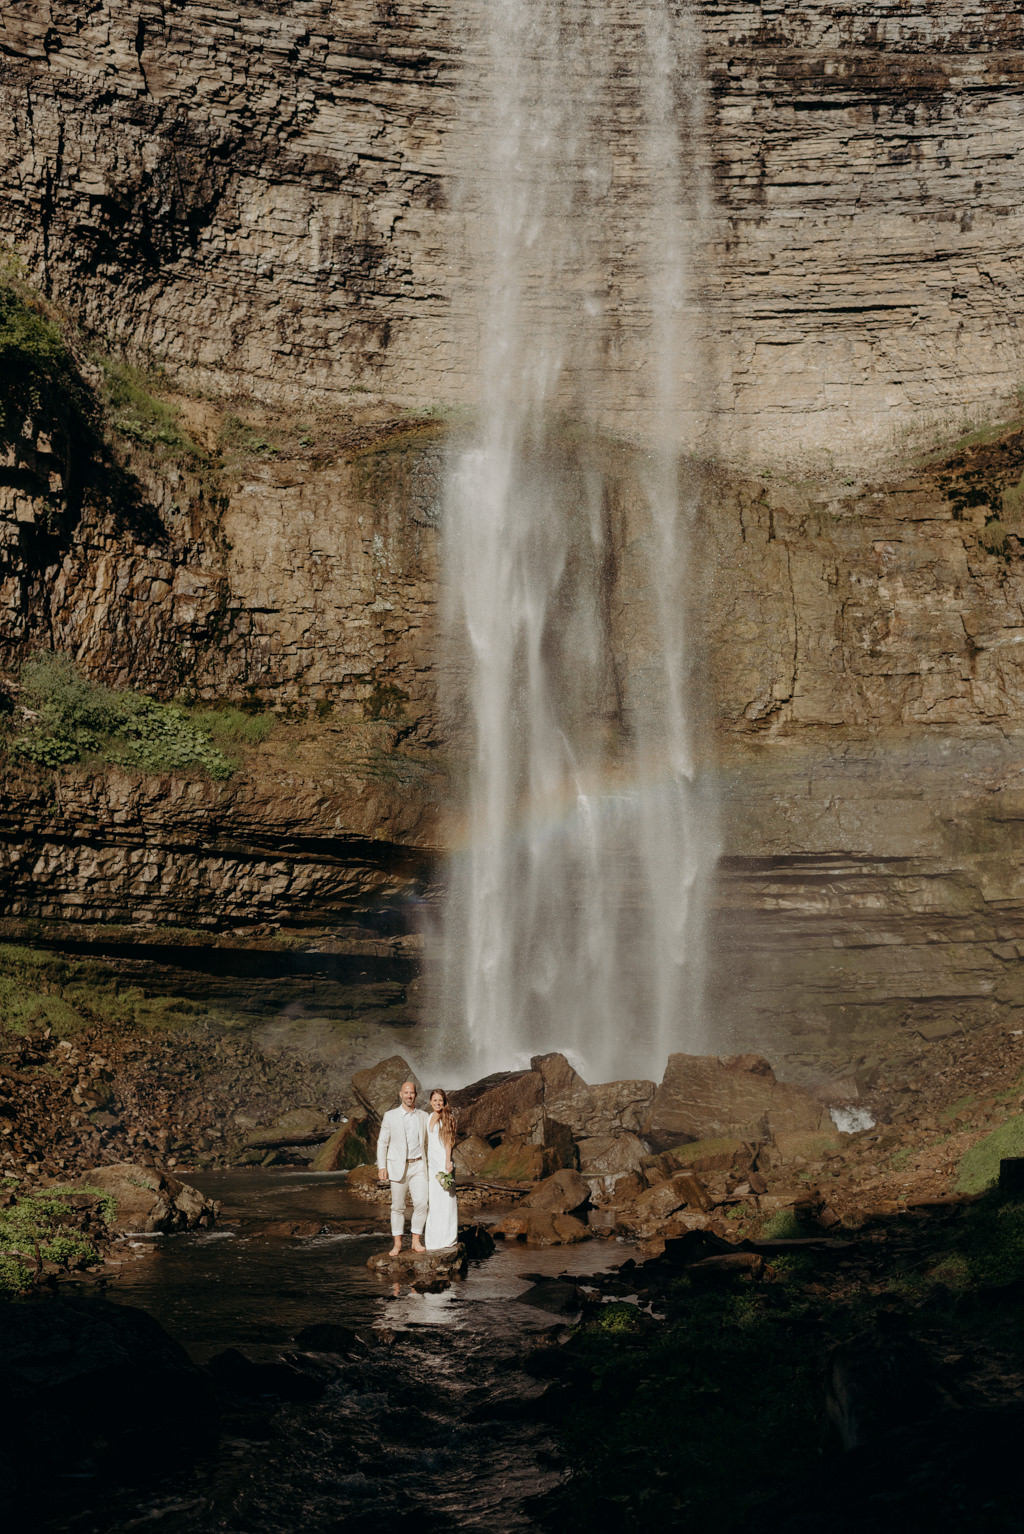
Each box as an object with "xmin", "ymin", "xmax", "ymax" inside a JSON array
[{"xmin": 0, "ymin": 756, "xmax": 439, "ymax": 928}]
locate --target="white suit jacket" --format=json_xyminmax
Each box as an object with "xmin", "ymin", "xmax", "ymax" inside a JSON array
[{"xmin": 377, "ymin": 1106, "xmax": 429, "ymax": 1181}]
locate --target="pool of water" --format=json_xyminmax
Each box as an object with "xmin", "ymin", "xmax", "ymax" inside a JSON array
[{"xmin": 55, "ymin": 1169, "xmax": 624, "ymax": 1534}]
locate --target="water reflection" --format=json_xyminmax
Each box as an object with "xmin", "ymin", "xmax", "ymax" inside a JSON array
[{"xmin": 54, "ymin": 1170, "xmax": 623, "ymax": 1534}]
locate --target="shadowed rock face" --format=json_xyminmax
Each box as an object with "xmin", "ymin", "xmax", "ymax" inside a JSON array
[{"xmin": 1, "ymin": 2, "xmax": 1023, "ymax": 460}]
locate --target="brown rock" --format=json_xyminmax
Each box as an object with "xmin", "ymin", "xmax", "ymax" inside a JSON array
[
  {"xmin": 80, "ymin": 1163, "xmax": 217, "ymax": 1234},
  {"xmin": 532, "ymin": 1053, "xmax": 655, "ymax": 1138},
  {"xmin": 452, "ymin": 1071, "xmax": 544, "ymax": 1140},
  {"xmin": 522, "ymin": 1168, "xmax": 590, "ymax": 1214},
  {"xmin": 310, "ymin": 1118, "xmax": 372, "ymax": 1172},
  {"xmin": 642, "ymin": 1136, "xmax": 751, "ymax": 1183},
  {"xmin": 645, "ymin": 1054, "xmax": 825, "ymax": 1149},
  {"xmin": 496, "ymin": 1210, "xmax": 589, "ymax": 1246},
  {"xmin": 453, "ymin": 1134, "xmax": 492, "ymax": 1174},
  {"xmin": 351, "ymin": 1057, "xmax": 417, "ymax": 1130},
  {"xmin": 476, "ymin": 1139, "xmax": 552, "ymax": 1182},
  {"xmin": 345, "ymin": 1164, "xmax": 386, "ymax": 1198}
]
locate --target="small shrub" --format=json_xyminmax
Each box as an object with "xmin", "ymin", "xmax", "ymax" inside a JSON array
[
  {"xmin": 760, "ymin": 1207, "xmax": 805, "ymax": 1240},
  {"xmin": 0, "ymin": 1190, "xmax": 101, "ymax": 1294}
]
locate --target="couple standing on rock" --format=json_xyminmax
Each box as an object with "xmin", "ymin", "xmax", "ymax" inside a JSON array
[{"xmin": 377, "ymin": 1080, "xmax": 458, "ymax": 1254}]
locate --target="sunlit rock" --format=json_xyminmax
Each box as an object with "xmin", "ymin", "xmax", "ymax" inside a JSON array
[{"xmin": 79, "ymin": 1163, "xmax": 218, "ymax": 1234}]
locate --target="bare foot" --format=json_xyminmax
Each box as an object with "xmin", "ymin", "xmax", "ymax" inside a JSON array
[
  {"xmin": 389, "ymin": 1244, "xmax": 402, "ymax": 1257},
  {"xmin": 411, "ymin": 1239, "xmax": 426, "ymax": 1253}
]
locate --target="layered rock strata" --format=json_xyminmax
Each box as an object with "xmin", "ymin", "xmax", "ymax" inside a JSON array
[{"xmin": 1, "ymin": 2, "xmax": 1022, "ymax": 459}]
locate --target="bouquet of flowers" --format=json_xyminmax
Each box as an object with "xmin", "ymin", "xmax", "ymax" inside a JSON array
[{"xmin": 436, "ymin": 1168, "xmax": 456, "ymax": 1194}]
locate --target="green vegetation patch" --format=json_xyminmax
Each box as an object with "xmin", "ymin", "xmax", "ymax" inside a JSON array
[
  {"xmin": 0, "ymin": 1187, "xmax": 102, "ymax": 1295},
  {"xmin": 98, "ymin": 356, "xmax": 199, "ymax": 457},
  {"xmin": 956, "ymin": 1113, "xmax": 1024, "ymax": 1194},
  {"xmin": 7, "ymin": 653, "xmax": 274, "ymax": 778},
  {"xmin": 0, "ymin": 942, "xmax": 223, "ymax": 1036}
]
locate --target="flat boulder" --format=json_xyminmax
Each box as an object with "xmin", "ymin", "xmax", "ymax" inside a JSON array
[
  {"xmin": 80, "ymin": 1164, "xmax": 217, "ymax": 1234},
  {"xmin": 522, "ymin": 1167, "xmax": 590, "ymax": 1214},
  {"xmin": 367, "ymin": 1244, "xmax": 467, "ymax": 1279},
  {"xmin": 642, "ymin": 1136, "xmax": 751, "ymax": 1183}
]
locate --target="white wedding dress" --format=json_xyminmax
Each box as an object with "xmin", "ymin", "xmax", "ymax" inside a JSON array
[{"xmin": 424, "ymin": 1120, "xmax": 459, "ymax": 1250}]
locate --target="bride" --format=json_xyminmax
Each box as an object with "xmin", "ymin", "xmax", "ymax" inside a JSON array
[{"xmin": 424, "ymin": 1088, "xmax": 458, "ymax": 1250}]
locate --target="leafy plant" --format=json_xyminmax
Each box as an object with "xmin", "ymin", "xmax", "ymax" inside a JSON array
[
  {"xmin": 6, "ymin": 653, "xmax": 264, "ymax": 780},
  {"xmin": 0, "ymin": 1189, "xmax": 101, "ymax": 1294}
]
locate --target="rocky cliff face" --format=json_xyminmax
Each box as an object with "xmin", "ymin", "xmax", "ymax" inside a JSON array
[
  {"xmin": 3, "ymin": 1, "xmax": 1024, "ymax": 1073},
  {"xmin": 2, "ymin": 1, "xmax": 1023, "ymax": 462}
]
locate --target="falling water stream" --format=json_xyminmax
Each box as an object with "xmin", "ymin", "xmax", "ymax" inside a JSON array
[{"xmin": 435, "ymin": 0, "xmax": 717, "ymax": 1083}]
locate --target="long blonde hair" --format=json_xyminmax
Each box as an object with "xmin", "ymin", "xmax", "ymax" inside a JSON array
[{"xmin": 429, "ymin": 1088, "xmax": 458, "ymax": 1151}]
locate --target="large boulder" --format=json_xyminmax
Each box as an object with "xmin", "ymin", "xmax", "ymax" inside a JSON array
[
  {"xmin": 522, "ymin": 1168, "xmax": 591, "ymax": 1214},
  {"xmin": 476, "ymin": 1139, "xmax": 557, "ymax": 1182},
  {"xmin": 311, "ymin": 1116, "xmax": 373, "ymax": 1172},
  {"xmin": 0, "ymin": 1296, "xmax": 216, "ymax": 1518},
  {"xmin": 641, "ymin": 1136, "xmax": 752, "ymax": 1184},
  {"xmin": 351, "ymin": 1055, "xmax": 418, "ymax": 1129},
  {"xmin": 453, "ymin": 1134, "xmax": 492, "ymax": 1174},
  {"xmin": 80, "ymin": 1164, "xmax": 217, "ymax": 1234},
  {"xmin": 451, "ymin": 1070, "xmax": 544, "ymax": 1140},
  {"xmin": 644, "ymin": 1054, "xmax": 826, "ymax": 1149},
  {"xmin": 532, "ymin": 1052, "xmax": 655, "ymax": 1137},
  {"xmin": 576, "ymin": 1131, "xmax": 649, "ymax": 1202}
]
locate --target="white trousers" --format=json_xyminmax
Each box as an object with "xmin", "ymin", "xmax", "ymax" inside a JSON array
[{"xmin": 390, "ymin": 1159, "xmax": 428, "ymax": 1237}]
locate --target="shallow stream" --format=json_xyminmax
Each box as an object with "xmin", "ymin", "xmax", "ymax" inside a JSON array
[{"xmin": 53, "ymin": 1170, "xmax": 622, "ymax": 1534}]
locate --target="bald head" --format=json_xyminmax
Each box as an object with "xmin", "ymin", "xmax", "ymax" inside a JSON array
[{"xmin": 400, "ymin": 1080, "xmax": 417, "ymax": 1110}]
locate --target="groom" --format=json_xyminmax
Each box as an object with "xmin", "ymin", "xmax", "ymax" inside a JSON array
[{"xmin": 376, "ymin": 1078, "xmax": 430, "ymax": 1256}]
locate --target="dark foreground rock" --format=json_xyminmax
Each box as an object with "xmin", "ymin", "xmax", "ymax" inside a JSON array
[{"xmin": 0, "ymin": 1294, "xmax": 217, "ymax": 1518}]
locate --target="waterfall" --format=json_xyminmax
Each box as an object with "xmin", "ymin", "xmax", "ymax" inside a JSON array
[{"xmin": 433, "ymin": 0, "xmax": 717, "ymax": 1084}]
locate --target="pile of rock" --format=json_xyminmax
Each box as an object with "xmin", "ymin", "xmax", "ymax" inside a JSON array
[{"xmin": 345, "ymin": 1050, "xmax": 851, "ymax": 1245}]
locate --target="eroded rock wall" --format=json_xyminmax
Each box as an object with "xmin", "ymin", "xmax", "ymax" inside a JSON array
[{"xmin": 1, "ymin": 2, "xmax": 1023, "ymax": 460}]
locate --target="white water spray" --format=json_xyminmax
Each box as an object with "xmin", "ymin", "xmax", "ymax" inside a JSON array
[{"xmin": 434, "ymin": 0, "xmax": 716, "ymax": 1084}]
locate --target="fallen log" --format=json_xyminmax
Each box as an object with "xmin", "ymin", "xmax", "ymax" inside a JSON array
[{"xmin": 244, "ymin": 1131, "xmax": 332, "ymax": 1150}]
